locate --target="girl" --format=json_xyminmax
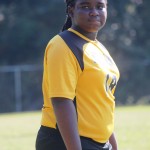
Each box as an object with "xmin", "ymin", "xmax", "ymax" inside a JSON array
[{"xmin": 36, "ymin": 0, "xmax": 120, "ymax": 150}]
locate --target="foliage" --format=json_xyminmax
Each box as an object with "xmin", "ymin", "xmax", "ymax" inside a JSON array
[
  {"xmin": 0, "ymin": 0, "xmax": 65, "ymax": 65},
  {"xmin": 0, "ymin": 0, "xmax": 149, "ymax": 107},
  {"xmin": 100, "ymin": 0, "xmax": 150, "ymax": 104}
]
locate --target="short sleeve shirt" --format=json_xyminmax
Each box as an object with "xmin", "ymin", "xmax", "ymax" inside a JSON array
[{"xmin": 41, "ymin": 28, "xmax": 120, "ymax": 143}]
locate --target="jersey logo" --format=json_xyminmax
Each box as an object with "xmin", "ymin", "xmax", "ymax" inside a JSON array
[{"xmin": 105, "ymin": 74, "xmax": 117, "ymax": 93}]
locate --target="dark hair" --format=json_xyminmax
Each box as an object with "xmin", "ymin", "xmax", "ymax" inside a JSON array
[{"xmin": 62, "ymin": 0, "xmax": 76, "ymax": 31}]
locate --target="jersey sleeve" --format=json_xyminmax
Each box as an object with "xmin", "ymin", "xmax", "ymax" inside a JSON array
[{"xmin": 45, "ymin": 35, "xmax": 79, "ymax": 100}]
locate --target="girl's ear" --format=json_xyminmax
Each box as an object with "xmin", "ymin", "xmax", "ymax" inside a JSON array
[{"xmin": 68, "ymin": 6, "xmax": 74, "ymax": 18}]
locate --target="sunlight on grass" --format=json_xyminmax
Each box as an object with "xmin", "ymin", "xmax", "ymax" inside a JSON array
[
  {"xmin": 115, "ymin": 106, "xmax": 150, "ymax": 150},
  {"xmin": 0, "ymin": 106, "xmax": 150, "ymax": 150},
  {"xmin": 0, "ymin": 112, "xmax": 41, "ymax": 150}
]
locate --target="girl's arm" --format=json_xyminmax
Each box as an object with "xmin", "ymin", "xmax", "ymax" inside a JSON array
[
  {"xmin": 51, "ymin": 97, "xmax": 82, "ymax": 150},
  {"xmin": 109, "ymin": 132, "xmax": 118, "ymax": 150}
]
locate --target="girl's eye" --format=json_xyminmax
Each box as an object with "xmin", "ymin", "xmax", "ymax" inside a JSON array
[
  {"xmin": 97, "ymin": 5, "xmax": 105, "ymax": 10},
  {"xmin": 81, "ymin": 5, "xmax": 89, "ymax": 9}
]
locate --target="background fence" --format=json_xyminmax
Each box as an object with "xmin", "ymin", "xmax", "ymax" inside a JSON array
[{"xmin": 0, "ymin": 65, "xmax": 43, "ymax": 113}]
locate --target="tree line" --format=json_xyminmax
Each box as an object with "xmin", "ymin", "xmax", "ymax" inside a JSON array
[{"xmin": 0, "ymin": 0, "xmax": 149, "ymax": 111}]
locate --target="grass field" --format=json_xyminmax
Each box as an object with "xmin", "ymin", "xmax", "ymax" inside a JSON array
[{"xmin": 0, "ymin": 106, "xmax": 150, "ymax": 150}]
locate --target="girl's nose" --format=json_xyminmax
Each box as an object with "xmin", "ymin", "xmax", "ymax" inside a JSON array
[{"xmin": 89, "ymin": 8, "xmax": 99, "ymax": 16}]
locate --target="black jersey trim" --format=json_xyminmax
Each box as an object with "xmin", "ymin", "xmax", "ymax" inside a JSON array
[{"xmin": 59, "ymin": 30, "xmax": 87, "ymax": 71}]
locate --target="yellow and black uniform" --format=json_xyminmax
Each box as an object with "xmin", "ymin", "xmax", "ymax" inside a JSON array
[{"xmin": 41, "ymin": 28, "xmax": 120, "ymax": 143}]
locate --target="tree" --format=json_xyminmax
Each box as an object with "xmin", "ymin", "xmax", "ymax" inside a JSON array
[{"xmin": 0, "ymin": 0, "xmax": 149, "ymax": 107}]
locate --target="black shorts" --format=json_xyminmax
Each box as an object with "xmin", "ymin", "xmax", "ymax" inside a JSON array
[{"xmin": 36, "ymin": 126, "xmax": 112, "ymax": 150}]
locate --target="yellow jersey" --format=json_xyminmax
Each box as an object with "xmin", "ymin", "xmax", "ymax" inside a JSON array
[{"xmin": 41, "ymin": 28, "xmax": 120, "ymax": 143}]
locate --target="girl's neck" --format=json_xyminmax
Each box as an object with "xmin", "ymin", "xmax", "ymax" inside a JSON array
[{"xmin": 71, "ymin": 26, "xmax": 98, "ymax": 41}]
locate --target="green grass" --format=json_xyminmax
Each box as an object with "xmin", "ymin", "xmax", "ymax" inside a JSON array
[
  {"xmin": 0, "ymin": 106, "xmax": 150, "ymax": 150},
  {"xmin": 115, "ymin": 106, "xmax": 150, "ymax": 150},
  {"xmin": 0, "ymin": 112, "xmax": 41, "ymax": 150}
]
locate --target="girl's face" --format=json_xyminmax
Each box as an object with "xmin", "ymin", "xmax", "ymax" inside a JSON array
[{"xmin": 69, "ymin": 0, "xmax": 107, "ymax": 33}]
